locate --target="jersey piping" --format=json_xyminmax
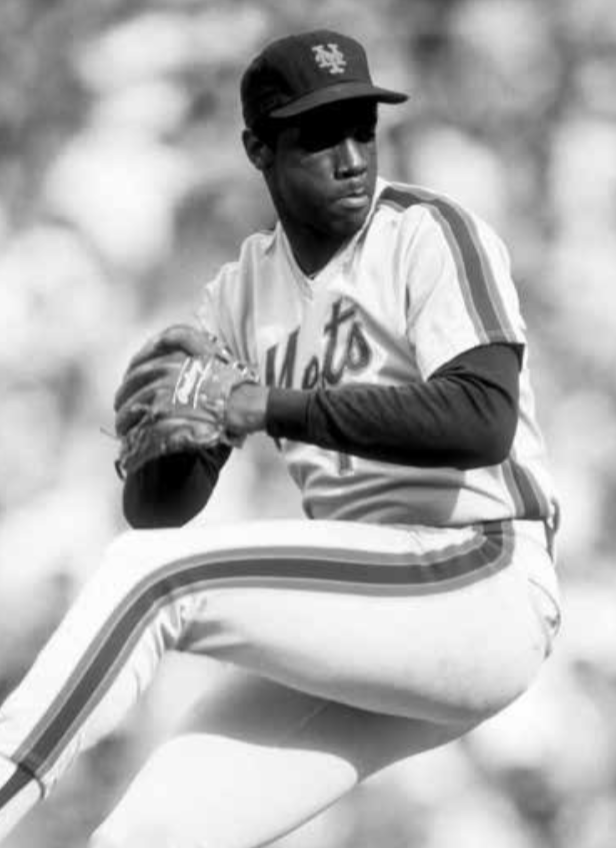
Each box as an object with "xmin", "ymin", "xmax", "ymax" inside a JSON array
[{"xmin": 378, "ymin": 184, "xmax": 517, "ymax": 343}]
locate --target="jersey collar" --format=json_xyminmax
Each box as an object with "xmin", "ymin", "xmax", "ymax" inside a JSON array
[{"xmin": 275, "ymin": 176, "xmax": 389, "ymax": 294}]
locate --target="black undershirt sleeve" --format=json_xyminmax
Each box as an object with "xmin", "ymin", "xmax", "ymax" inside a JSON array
[
  {"xmin": 122, "ymin": 344, "xmax": 520, "ymax": 527},
  {"xmin": 265, "ymin": 343, "xmax": 521, "ymax": 470},
  {"xmin": 122, "ymin": 444, "xmax": 232, "ymax": 528}
]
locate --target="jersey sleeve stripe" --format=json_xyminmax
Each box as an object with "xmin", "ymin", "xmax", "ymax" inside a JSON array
[
  {"xmin": 11, "ymin": 523, "xmax": 513, "ymax": 784},
  {"xmin": 421, "ymin": 204, "xmax": 492, "ymax": 345},
  {"xmin": 378, "ymin": 185, "xmax": 520, "ymax": 344}
]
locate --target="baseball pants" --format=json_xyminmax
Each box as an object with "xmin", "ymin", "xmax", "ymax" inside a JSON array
[{"xmin": 0, "ymin": 518, "xmax": 560, "ymax": 847}]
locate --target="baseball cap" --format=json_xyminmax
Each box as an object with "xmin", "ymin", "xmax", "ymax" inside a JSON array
[{"xmin": 241, "ymin": 29, "xmax": 408, "ymax": 129}]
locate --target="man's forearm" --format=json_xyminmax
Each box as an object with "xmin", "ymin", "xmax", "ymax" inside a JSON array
[{"xmin": 262, "ymin": 344, "xmax": 520, "ymax": 469}]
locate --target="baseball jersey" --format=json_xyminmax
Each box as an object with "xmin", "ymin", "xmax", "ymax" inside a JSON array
[{"xmin": 197, "ymin": 177, "xmax": 558, "ymax": 528}]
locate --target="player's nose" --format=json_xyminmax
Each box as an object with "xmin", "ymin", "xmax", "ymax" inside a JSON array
[{"xmin": 335, "ymin": 137, "xmax": 368, "ymax": 179}]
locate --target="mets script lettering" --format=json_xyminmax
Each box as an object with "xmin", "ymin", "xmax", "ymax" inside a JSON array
[{"xmin": 266, "ymin": 298, "xmax": 371, "ymax": 389}]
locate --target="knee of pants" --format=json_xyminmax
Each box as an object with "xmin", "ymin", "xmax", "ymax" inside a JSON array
[
  {"xmin": 103, "ymin": 529, "xmax": 161, "ymax": 568},
  {"xmin": 98, "ymin": 529, "xmax": 179, "ymax": 592},
  {"xmin": 448, "ymin": 639, "xmax": 548, "ymax": 727}
]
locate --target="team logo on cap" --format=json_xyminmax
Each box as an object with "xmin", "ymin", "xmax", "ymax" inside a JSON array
[{"xmin": 312, "ymin": 43, "xmax": 347, "ymax": 75}]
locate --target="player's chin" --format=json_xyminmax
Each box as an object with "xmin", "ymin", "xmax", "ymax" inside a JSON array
[{"xmin": 328, "ymin": 201, "xmax": 371, "ymax": 236}]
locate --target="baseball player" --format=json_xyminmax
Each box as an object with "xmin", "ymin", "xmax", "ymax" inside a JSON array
[{"xmin": 0, "ymin": 29, "xmax": 561, "ymax": 848}]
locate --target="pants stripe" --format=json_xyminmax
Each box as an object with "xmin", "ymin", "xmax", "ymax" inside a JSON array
[
  {"xmin": 13, "ymin": 521, "xmax": 511, "ymax": 783},
  {"xmin": 0, "ymin": 765, "xmax": 33, "ymax": 813}
]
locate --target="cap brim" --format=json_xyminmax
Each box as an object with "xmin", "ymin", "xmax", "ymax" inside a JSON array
[{"xmin": 268, "ymin": 82, "xmax": 408, "ymax": 119}]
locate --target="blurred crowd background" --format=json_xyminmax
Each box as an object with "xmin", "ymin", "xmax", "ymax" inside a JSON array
[{"xmin": 1, "ymin": 0, "xmax": 615, "ymax": 846}]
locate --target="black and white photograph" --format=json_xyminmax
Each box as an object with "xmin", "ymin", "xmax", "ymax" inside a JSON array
[{"xmin": 0, "ymin": 2, "xmax": 614, "ymax": 847}]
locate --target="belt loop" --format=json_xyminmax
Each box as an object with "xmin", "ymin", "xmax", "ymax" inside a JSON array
[
  {"xmin": 544, "ymin": 501, "xmax": 561, "ymax": 562},
  {"xmin": 543, "ymin": 521, "xmax": 554, "ymax": 560}
]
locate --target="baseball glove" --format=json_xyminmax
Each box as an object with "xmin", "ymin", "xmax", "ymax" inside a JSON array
[{"xmin": 114, "ymin": 324, "xmax": 259, "ymax": 478}]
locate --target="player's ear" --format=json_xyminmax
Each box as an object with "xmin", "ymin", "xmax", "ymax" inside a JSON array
[{"xmin": 243, "ymin": 129, "xmax": 275, "ymax": 172}]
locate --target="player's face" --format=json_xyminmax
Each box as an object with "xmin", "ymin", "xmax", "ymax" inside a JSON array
[{"xmin": 263, "ymin": 100, "xmax": 378, "ymax": 270}]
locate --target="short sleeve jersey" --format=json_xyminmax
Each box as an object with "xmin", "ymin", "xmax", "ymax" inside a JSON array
[{"xmin": 198, "ymin": 178, "xmax": 558, "ymax": 528}]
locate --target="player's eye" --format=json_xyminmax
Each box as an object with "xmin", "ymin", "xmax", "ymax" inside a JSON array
[
  {"xmin": 297, "ymin": 121, "xmax": 376, "ymax": 152},
  {"xmin": 353, "ymin": 122, "xmax": 376, "ymax": 144},
  {"xmin": 297, "ymin": 124, "xmax": 342, "ymax": 152}
]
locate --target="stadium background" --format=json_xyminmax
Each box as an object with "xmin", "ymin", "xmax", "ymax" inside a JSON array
[{"xmin": 1, "ymin": 1, "xmax": 615, "ymax": 845}]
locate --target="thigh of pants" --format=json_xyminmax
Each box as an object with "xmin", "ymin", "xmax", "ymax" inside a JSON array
[{"xmin": 0, "ymin": 518, "xmax": 558, "ymax": 800}]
